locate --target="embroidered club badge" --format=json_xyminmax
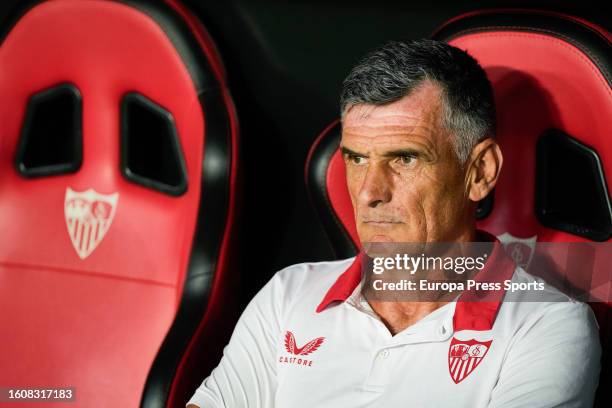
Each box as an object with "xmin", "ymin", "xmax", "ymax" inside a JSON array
[{"xmin": 448, "ymin": 337, "xmax": 492, "ymax": 384}]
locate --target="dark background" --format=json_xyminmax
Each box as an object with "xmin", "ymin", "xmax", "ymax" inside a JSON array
[{"xmin": 1, "ymin": 0, "xmax": 609, "ymax": 305}]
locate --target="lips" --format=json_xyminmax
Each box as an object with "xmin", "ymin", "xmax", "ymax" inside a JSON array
[{"xmin": 363, "ymin": 220, "xmax": 403, "ymax": 225}]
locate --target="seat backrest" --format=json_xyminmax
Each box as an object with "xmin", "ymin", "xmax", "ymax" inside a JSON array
[
  {"xmin": 0, "ymin": 1, "xmax": 239, "ymax": 406},
  {"xmin": 306, "ymin": 9, "xmax": 611, "ymax": 406}
]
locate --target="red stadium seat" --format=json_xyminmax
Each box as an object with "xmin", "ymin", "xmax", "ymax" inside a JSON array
[
  {"xmin": 306, "ymin": 9, "xmax": 611, "ymax": 406},
  {"xmin": 0, "ymin": 0, "xmax": 239, "ymax": 407}
]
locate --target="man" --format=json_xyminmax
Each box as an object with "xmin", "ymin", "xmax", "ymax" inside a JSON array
[{"xmin": 187, "ymin": 39, "xmax": 601, "ymax": 407}]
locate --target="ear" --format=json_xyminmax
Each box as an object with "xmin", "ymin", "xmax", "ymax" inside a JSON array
[{"xmin": 465, "ymin": 138, "xmax": 503, "ymax": 202}]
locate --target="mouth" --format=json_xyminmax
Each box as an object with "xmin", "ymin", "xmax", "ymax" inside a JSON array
[{"xmin": 362, "ymin": 220, "xmax": 403, "ymax": 227}]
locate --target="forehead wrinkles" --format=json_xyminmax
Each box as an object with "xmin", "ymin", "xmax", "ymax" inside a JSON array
[
  {"xmin": 342, "ymin": 122, "xmax": 440, "ymax": 152},
  {"xmin": 342, "ymin": 89, "xmax": 448, "ymax": 155},
  {"xmin": 345, "ymin": 110, "xmax": 439, "ymax": 127},
  {"xmin": 343, "ymin": 109, "xmax": 443, "ymax": 141},
  {"xmin": 342, "ymin": 123, "xmax": 436, "ymax": 138},
  {"xmin": 342, "ymin": 131, "xmax": 434, "ymax": 152},
  {"xmin": 344, "ymin": 83, "xmax": 445, "ymax": 131}
]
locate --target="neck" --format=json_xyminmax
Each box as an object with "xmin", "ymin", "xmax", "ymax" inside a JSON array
[{"xmin": 366, "ymin": 224, "xmax": 480, "ymax": 336}]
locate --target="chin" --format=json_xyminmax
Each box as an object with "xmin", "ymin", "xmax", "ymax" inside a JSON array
[{"xmin": 368, "ymin": 234, "xmax": 395, "ymax": 243}]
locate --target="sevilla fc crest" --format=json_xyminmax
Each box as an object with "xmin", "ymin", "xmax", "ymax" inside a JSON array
[
  {"xmin": 497, "ymin": 232, "xmax": 537, "ymax": 271},
  {"xmin": 284, "ymin": 331, "xmax": 325, "ymax": 356},
  {"xmin": 448, "ymin": 337, "xmax": 492, "ymax": 384},
  {"xmin": 64, "ymin": 187, "xmax": 119, "ymax": 259}
]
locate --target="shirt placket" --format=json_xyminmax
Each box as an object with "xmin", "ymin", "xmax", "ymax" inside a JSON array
[{"xmin": 345, "ymin": 287, "xmax": 455, "ymax": 393}]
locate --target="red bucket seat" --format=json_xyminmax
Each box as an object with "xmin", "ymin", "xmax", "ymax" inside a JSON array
[{"xmin": 0, "ymin": 1, "xmax": 240, "ymax": 406}]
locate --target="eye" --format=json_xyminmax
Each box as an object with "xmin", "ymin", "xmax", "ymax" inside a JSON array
[
  {"xmin": 395, "ymin": 154, "xmax": 417, "ymax": 166},
  {"xmin": 347, "ymin": 153, "xmax": 367, "ymax": 165}
]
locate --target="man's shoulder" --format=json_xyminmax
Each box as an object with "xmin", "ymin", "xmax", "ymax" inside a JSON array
[
  {"xmin": 512, "ymin": 265, "xmax": 576, "ymax": 302},
  {"xmin": 246, "ymin": 257, "xmax": 356, "ymax": 316},
  {"xmin": 489, "ymin": 273, "xmax": 601, "ymax": 408},
  {"xmin": 501, "ymin": 266, "xmax": 600, "ymax": 343}
]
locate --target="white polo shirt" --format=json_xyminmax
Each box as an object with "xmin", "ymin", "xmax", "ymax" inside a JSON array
[{"xmin": 187, "ymin": 234, "xmax": 601, "ymax": 407}]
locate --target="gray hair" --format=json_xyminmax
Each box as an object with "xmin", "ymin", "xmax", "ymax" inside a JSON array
[{"xmin": 340, "ymin": 39, "xmax": 496, "ymax": 164}]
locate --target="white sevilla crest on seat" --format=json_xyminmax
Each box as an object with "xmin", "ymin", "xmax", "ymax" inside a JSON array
[
  {"xmin": 448, "ymin": 337, "xmax": 492, "ymax": 384},
  {"xmin": 64, "ymin": 187, "xmax": 119, "ymax": 259}
]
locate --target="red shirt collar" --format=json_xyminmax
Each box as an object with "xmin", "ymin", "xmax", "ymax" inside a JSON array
[
  {"xmin": 315, "ymin": 251, "xmax": 365, "ymax": 313},
  {"xmin": 315, "ymin": 229, "xmax": 517, "ymax": 331}
]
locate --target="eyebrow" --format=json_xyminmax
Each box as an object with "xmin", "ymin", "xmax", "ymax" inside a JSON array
[
  {"xmin": 340, "ymin": 146, "xmax": 421, "ymax": 158},
  {"xmin": 340, "ymin": 146, "xmax": 365, "ymax": 157},
  {"xmin": 381, "ymin": 149, "xmax": 420, "ymax": 157}
]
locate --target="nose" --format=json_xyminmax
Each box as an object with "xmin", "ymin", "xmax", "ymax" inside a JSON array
[{"xmin": 357, "ymin": 163, "xmax": 393, "ymax": 208}]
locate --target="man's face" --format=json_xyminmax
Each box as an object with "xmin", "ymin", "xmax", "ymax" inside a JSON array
[{"xmin": 341, "ymin": 81, "xmax": 472, "ymax": 243}]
